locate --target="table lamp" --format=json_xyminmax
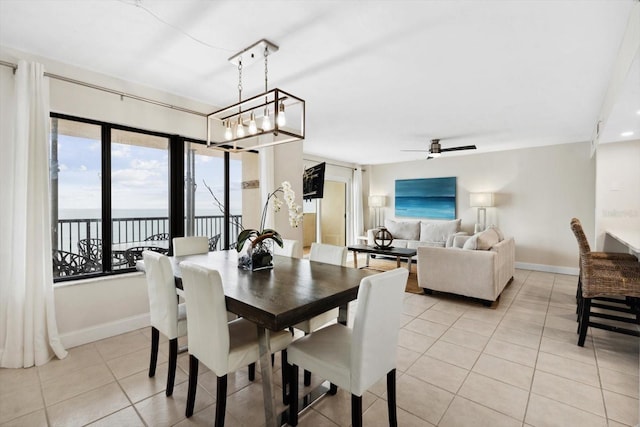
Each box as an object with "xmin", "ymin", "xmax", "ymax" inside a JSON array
[
  {"xmin": 368, "ymin": 195, "xmax": 387, "ymax": 228},
  {"xmin": 470, "ymin": 192, "xmax": 495, "ymax": 233}
]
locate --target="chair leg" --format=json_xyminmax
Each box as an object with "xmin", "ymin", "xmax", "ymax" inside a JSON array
[
  {"xmin": 289, "ymin": 364, "xmax": 299, "ymax": 426},
  {"xmin": 304, "ymin": 369, "xmax": 311, "ymax": 386},
  {"xmin": 578, "ymin": 298, "xmax": 591, "ymax": 347},
  {"xmin": 149, "ymin": 327, "xmax": 159, "ymax": 377},
  {"xmin": 166, "ymin": 338, "xmax": 178, "ymax": 396},
  {"xmin": 329, "ymin": 383, "xmax": 338, "ymax": 395},
  {"xmin": 215, "ymin": 375, "xmax": 228, "ymax": 427},
  {"xmin": 351, "ymin": 394, "xmax": 363, "ymax": 427},
  {"xmin": 248, "ymin": 362, "xmax": 256, "ymax": 381},
  {"xmin": 387, "ymin": 369, "xmax": 397, "ymax": 427},
  {"xmin": 281, "ymin": 350, "xmax": 289, "ymax": 404},
  {"xmin": 185, "ymin": 355, "xmax": 199, "ymax": 418}
]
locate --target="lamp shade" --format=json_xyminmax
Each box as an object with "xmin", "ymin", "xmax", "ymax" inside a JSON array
[
  {"xmin": 469, "ymin": 192, "xmax": 495, "ymax": 207},
  {"xmin": 368, "ymin": 195, "xmax": 387, "ymax": 208}
]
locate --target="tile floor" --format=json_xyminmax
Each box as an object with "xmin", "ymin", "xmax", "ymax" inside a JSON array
[{"xmin": 1, "ymin": 269, "xmax": 639, "ymax": 426}]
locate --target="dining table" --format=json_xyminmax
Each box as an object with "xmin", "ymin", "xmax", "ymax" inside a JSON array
[
  {"xmin": 111, "ymin": 239, "xmax": 170, "ymax": 253},
  {"xmin": 161, "ymin": 250, "xmax": 377, "ymax": 427}
]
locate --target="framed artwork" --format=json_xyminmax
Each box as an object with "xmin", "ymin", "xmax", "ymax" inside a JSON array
[{"xmin": 395, "ymin": 177, "xmax": 456, "ymax": 219}]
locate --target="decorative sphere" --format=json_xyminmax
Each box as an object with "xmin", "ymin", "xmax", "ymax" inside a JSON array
[{"xmin": 374, "ymin": 227, "xmax": 394, "ymax": 249}]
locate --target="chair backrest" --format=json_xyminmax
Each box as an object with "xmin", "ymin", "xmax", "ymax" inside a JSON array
[
  {"xmin": 173, "ymin": 236, "xmax": 209, "ymax": 257},
  {"xmin": 351, "ymin": 268, "xmax": 408, "ymax": 396},
  {"xmin": 78, "ymin": 238, "xmax": 102, "ymax": 262},
  {"xmin": 145, "ymin": 233, "xmax": 169, "ymax": 241},
  {"xmin": 180, "ymin": 262, "xmax": 231, "ymax": 375},
  {"xmin": 570, "ymin": 218, "xmax": 591, "ymax": 256},
  {"xmin": 52, "ymin": 250, "xmax": 100, "ymax": 277},
  {"xmin": 125, "ymin": 245, "xmax": 166, "ymax": 267},
  {"xmin": 208, "ymin": 234, "xmax": 221, "ymax": 251},
  {"xmin": 143, "ymin": 251, "xmax": 180, "ymax": 339},
  {"xmin": 309, "ymin": 243, "xmax": 347, "ymax": 266},
  {"xmin": 273, "ymin": 239, "xmax": 300, "ymax": 258}
]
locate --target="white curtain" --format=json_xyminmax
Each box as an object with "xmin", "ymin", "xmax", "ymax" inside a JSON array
[
  {"xmin": 352, "ymin": 167, "xmax": 364, "ymax": 243},
  {"xmin": 259, "ymin": 146, "xmax": 275, "ymax": 229},
  {"xmin": 0, "ymin": 60, "xmax": 67, "ymax": 368}
]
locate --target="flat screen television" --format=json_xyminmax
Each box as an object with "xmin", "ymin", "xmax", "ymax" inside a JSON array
[{"xmin": 303, "ymin": 162, "xmax": 326, "ymax": 200}]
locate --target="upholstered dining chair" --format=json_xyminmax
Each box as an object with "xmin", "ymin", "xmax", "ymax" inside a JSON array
[
  {"xmin": 273, "ymin": 239, "xmax": 300, "ymax": 258},
  {"xmin": 295, "ymin": 242, "xmax": 347, "ymax": 385},
  {"xmin": 142, "ymin": 250, "xmax": 188, "ymax": 397},
  {"xmin": 173, "ymin": 236, "xmax": 210, "ymax": 257},
  {"xmin": 179, "ymin": 262, "xmax": 293, "ymax": 424},
  {"xmin": 288, "ymin": 268, "xmax": 409, "ymax": 427}
]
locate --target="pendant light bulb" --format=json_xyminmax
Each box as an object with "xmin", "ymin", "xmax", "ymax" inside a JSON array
[
  {"xmin": 224, "ymin": 120, "xmax": 232, "ymax": 140},
  {"xmin": 277, "ymin": 102, "xmax": 286, "ymax": 127},
  {"xmin": 262, "ymin": 108, "xmax": 272, "ymax": 131},
  {"xmin": 248, "ymin": 111, "xmax": 258, "ymax": 134},
  {"xmin": 236, "ymin": 116, "xmax": 245, "ymax": 138}
]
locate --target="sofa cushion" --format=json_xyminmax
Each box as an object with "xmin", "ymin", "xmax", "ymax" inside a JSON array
[
  {"xmin": 453, "ymin": 235, "xmax": 472, "ymax": 248},
  {"xmin": 409, "ymin": 240, "xmax": 445, "ymax": 249},
  {"xmin": 391, "ymin": 239, "xmax": 409, "ymax": 249},
  {"xmin": 419, "ymin": 219, "xmax": 461, "ymax": 244},
  {"xmin": 385, "ymin": 219, "xmax": 420, "ymax": 241},
  {"xmin": 462, "ymin": 234, "xmax": 479, "ymax": 250}
]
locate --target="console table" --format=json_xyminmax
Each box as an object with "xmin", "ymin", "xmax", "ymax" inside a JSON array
[{"xmin": 347, "ymin": 244, "xmax": 417, "ymax": 272}]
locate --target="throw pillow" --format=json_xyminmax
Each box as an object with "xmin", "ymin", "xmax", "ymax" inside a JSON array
[
  {"xmin": 419, "ymin": 219, "xmax": 461, "ymax": 243},
  {"xmin": 487, "ymin": 225, "xmax": 504, "ymax": 241},
  {"xmin": 384, "ymin": 219, "xmax": 420, "ymax": 241},
  {"xmin": 453, "ymin": 235, "xmax": 472, "ymax": 248},
  {"xmin": 462, "ymin": 234, "xmax": 479, "ymax": 250},
  {"xmin": 476, "ymin": 228, "xmax": 501, "ymax": 250}
]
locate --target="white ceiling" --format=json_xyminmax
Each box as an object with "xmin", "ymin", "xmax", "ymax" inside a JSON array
[{"xmin": 0, "ymin": 0, "xmax": 637, "ymax": 165}]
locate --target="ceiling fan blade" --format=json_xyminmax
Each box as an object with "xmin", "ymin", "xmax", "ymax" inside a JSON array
[{"xmin": 440, "ymin": 145, "xmax": 477, "ymax": 152}]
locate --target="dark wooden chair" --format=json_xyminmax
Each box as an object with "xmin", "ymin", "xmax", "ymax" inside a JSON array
[
  {"xmin": 78, "ymin": 238, "xmax": 128, "ymax": 269},
  {"xmin": 124, "ymin": 245, "xmax": 168, "ymax": 267},
  {"xmin": 145, "ymin": 233, "xmax": 169, "ymax": 241},
  {"xmin": 208, "ymin": 234, "xmax": 221, "ymax": 252},
  {"xmin": 53, "ymin": 250, "xmax": 100, "ymax": 277}
]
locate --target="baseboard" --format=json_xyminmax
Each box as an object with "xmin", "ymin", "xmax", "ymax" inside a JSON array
[
  {"xmin": 515, "ymin": 262, "xmax": 578, "ymax": 276},
  {"xmin": 60, "ymin": 313, "xmax": 150, "ymax": 349}
]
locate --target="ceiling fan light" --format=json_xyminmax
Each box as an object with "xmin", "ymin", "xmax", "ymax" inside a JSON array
[{"xmin": 430, "ymin": 152, "xmax": 441, "ymax": 158}]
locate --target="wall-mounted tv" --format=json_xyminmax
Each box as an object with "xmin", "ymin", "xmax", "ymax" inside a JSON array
[{"xmin": 303, "ymin": 162, "xmax": 326, "ymax": 200}]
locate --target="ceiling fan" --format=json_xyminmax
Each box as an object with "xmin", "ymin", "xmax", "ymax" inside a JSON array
[{"xmin": 402, "ymin": 139, "xmax": 477, "ymax": 159}]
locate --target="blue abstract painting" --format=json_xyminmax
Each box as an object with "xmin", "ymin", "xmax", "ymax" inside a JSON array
[{"xmin": 395, "ymin": 177, "xmax": 456, "ymax": 219}]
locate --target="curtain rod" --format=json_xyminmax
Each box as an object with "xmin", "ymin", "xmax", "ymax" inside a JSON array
[{"xmin": 0, "ymin": 60, "xmax": 208, "ymax": 117}]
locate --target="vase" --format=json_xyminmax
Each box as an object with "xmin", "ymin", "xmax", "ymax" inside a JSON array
[{"xmin": 238, "ymin": 239, "xmax": 274, "ymax": 271}]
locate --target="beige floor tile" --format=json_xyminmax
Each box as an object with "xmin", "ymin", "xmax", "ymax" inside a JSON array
[
  {"xmin": 406, "ymin": 355, "xmax": 469, "ymax": 393},
  {"xmin": 603, "ymin": 390, "xmax": 640, "ymax": 426},
  {"xmin": 37, "ymin": 344, "xmax": 103, "ymax": 383},
  {"xmin": 524, "ymin": 390, "xmax": 607, "ymax": 427},
  {"xmin": 398, "ymin": 329, "xmax": 437, "ymax": 354},
  {"xmin": 426, "ymin": 340, "xmax": 480, "ymax": 370},
  {"xmin": 395, "ymin": 374, "xmax": 454, "ymax": 425},
  {"xmin": 418, "ymin": 308, "xmax": 461, "ymax": 326},
  {"xmin": 95, "ymin": 330, "xmax": 149, "ymax": 361},
  {"xmin": 47, "ymin": 382, "xmax": 129, "ymax": 427},
  {"xmin": 542, "ymin": 325, "xmax": 580, "ymax": 343},
  {"xmin": 607, "ymin": 420, "xmax": 633, "ymax": 427},
  {"xmin": 399, "ymin": 313, "xmax": 416, "ymax": 328},
  {"xmin": 396, "ymin": 346, "xmax": 422, "ymax": 373},
  {"xmin": 531, "ymin": 370, "xmax": 605, "ymax": 417},
  {"xmin": 0, "ymin": 409, "xmax": 47, "ymax": 427},
  {"xmin": 0, "ymin": 381, "xmax": 44, "ymax": 424},
  {"xmin": 595, "ymin": 345, "xmax": 639, "ymax": 375},
  {"xmin": 430, "ymin": 300, "xmax": 474, "ymax": 316},
  {"xmin": 198, "ymin": 368, "xmax": 254, "ymax": 399},
  {"xmin": 539, "ymin": 336, "xmax": 597, "ymax": 366},
  {"xmin": 403, "ymin": 301, "xmax": 429, "ymax": 317},
  {"xmin": 458, "ymin": 372, "xmax": 529, "ymax": 420},
  {"xmin": 86, "ymin": 406, "xmax": 145, "ymax": 426},
  {"xmin": 492, "ymin": 325, "xmax": 541, "ymax": 350},
  {"xmin": 172, "ymin": 402, "xmax": 244, "ymax": 427},
  {"xmin": 225, "ymin": 380, "xmax": 293, "ymax": 426},
  {"xmin": 42, "ymin": 363, "xmax": 114, "ymax": 406},
  {"xmin": 484, "ymin": 338, "xmax": 538, "ymax": 367},
  {"xmin": 135, "ymin": 380, "xmax": 214, "ymax": 427},
  {"xmin": 439, "ymin": 327, "xmax": 490, "ymax": 352},
  {"xmin": 535, "ymin": 351, "xmax": 600, "ymax": 387},
  {"xmin": 498, "ymin": 317, "xmax": 544, "ymax": 336},
  {"xmin": 119, "ymin": 361, "xmax": 188, "ymax": 403},
  {"xmin": 301, "ymin": 387, "xmax": 377, "ymax": 427},
  {"xmin": 0, "ymin": 366, "xmax": 39, "ymax": 391},
  {"xmin": 599, "ymin": 366, "xmax": 639, "ymax": 399},
  {"xmin": 460, "ymin": 307, "xmax": 505, "ymax": 325},
  {"xmin": 439, "ymin": 396, "xmax": 521, "ymax": 427},
  {"xmin": 472, "ymin": 353, "xmax": 533, "ymax": 390},
  {"xmin": 106, "ymin": 346, "xmax": 164, "ymax": 379},
  {"xmin": 363, "ymin": 397, "xmax": 435, "ymax": 426},
  {"xmin": 404, "ymin": 318, "xmax": 450, "ymax": 339},
  {"xmin": 452, "ymin": 317, "xmax": 498, "ymax": 337}
]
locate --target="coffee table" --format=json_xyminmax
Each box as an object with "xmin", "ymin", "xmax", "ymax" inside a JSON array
[{"xmin": 347, "ymin": 244, "xmax": 417, "ymax": 272}]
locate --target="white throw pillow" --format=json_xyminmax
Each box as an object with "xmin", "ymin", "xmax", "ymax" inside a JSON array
[
  {"xmin": 487, "ymin": 225, "xmax": 504, "ymax": 241},
  {"xmin": 476, "ymin": 228, "xmax": 501, "ymax": 250},
  {"xmin": 453, "ymin": 235, "xmax": 471, "ymax": 248},
  {"xmin": 419, "ymin": 219, "xmax": 461, "ymax": 243},
  {"xmin": 462, "ymin": 234, "xmax": 479, "ymax": 250},
  {"xmin": 384, "ymin": 219, "xmax": 420, "ymax": 241}
]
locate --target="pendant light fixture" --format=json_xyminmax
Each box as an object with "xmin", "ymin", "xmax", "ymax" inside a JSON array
[{"xmin": 207, "ymin": 39, "xmax": 305, "ymax": 152}]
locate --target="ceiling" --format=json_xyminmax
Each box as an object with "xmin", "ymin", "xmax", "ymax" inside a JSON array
[{"xmin": 0, "ymin": 0, "xmax": 638, "ymax": 165}]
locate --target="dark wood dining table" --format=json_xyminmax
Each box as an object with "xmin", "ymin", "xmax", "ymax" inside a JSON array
[{"xmin": 165, "ymin": 250, "xmax": 377, "ymax": 427}]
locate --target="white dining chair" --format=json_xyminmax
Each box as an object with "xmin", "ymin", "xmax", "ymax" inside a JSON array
[
  {"xmin": 173, "ymin": 236, "xmax": 209, "ymax": 256},
  {"xmin": 142, "ymin": 250, "xmax": 188, "ymax": 397},
  {"xmin": 273, "ymin": 239, "xmax": 300, "ymax": 258},
  {"xmin": 294, "ymin": 242, "xmax": 347, "ymax": 385},
  {"xmin": 180, "ymin": 262, "xmax": 293, "ymax": 424},
  {"xmin": 288, "ymin": 268, "xmax": 409, "ymax": 427}
]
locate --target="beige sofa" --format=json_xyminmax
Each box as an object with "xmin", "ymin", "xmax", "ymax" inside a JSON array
[
  {"xmin": 417, "ymin": 227, "xmax": 515, "ymax": 305},
  {"xmin": 367, "ymin": 218, "xmax": 467, "ymax": 251}
]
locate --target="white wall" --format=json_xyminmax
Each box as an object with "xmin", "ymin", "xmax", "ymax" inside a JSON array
[
  {"xmin": 595, "ymin": 139, "xmax": 640, "ymax": 251},
  {"xmin": 369, "ymin": 142, "xmax": 596, "ymax": 273},
  {"xmin": 274, "ymin": 141, "xmax": 304, "ymax": 258}
]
